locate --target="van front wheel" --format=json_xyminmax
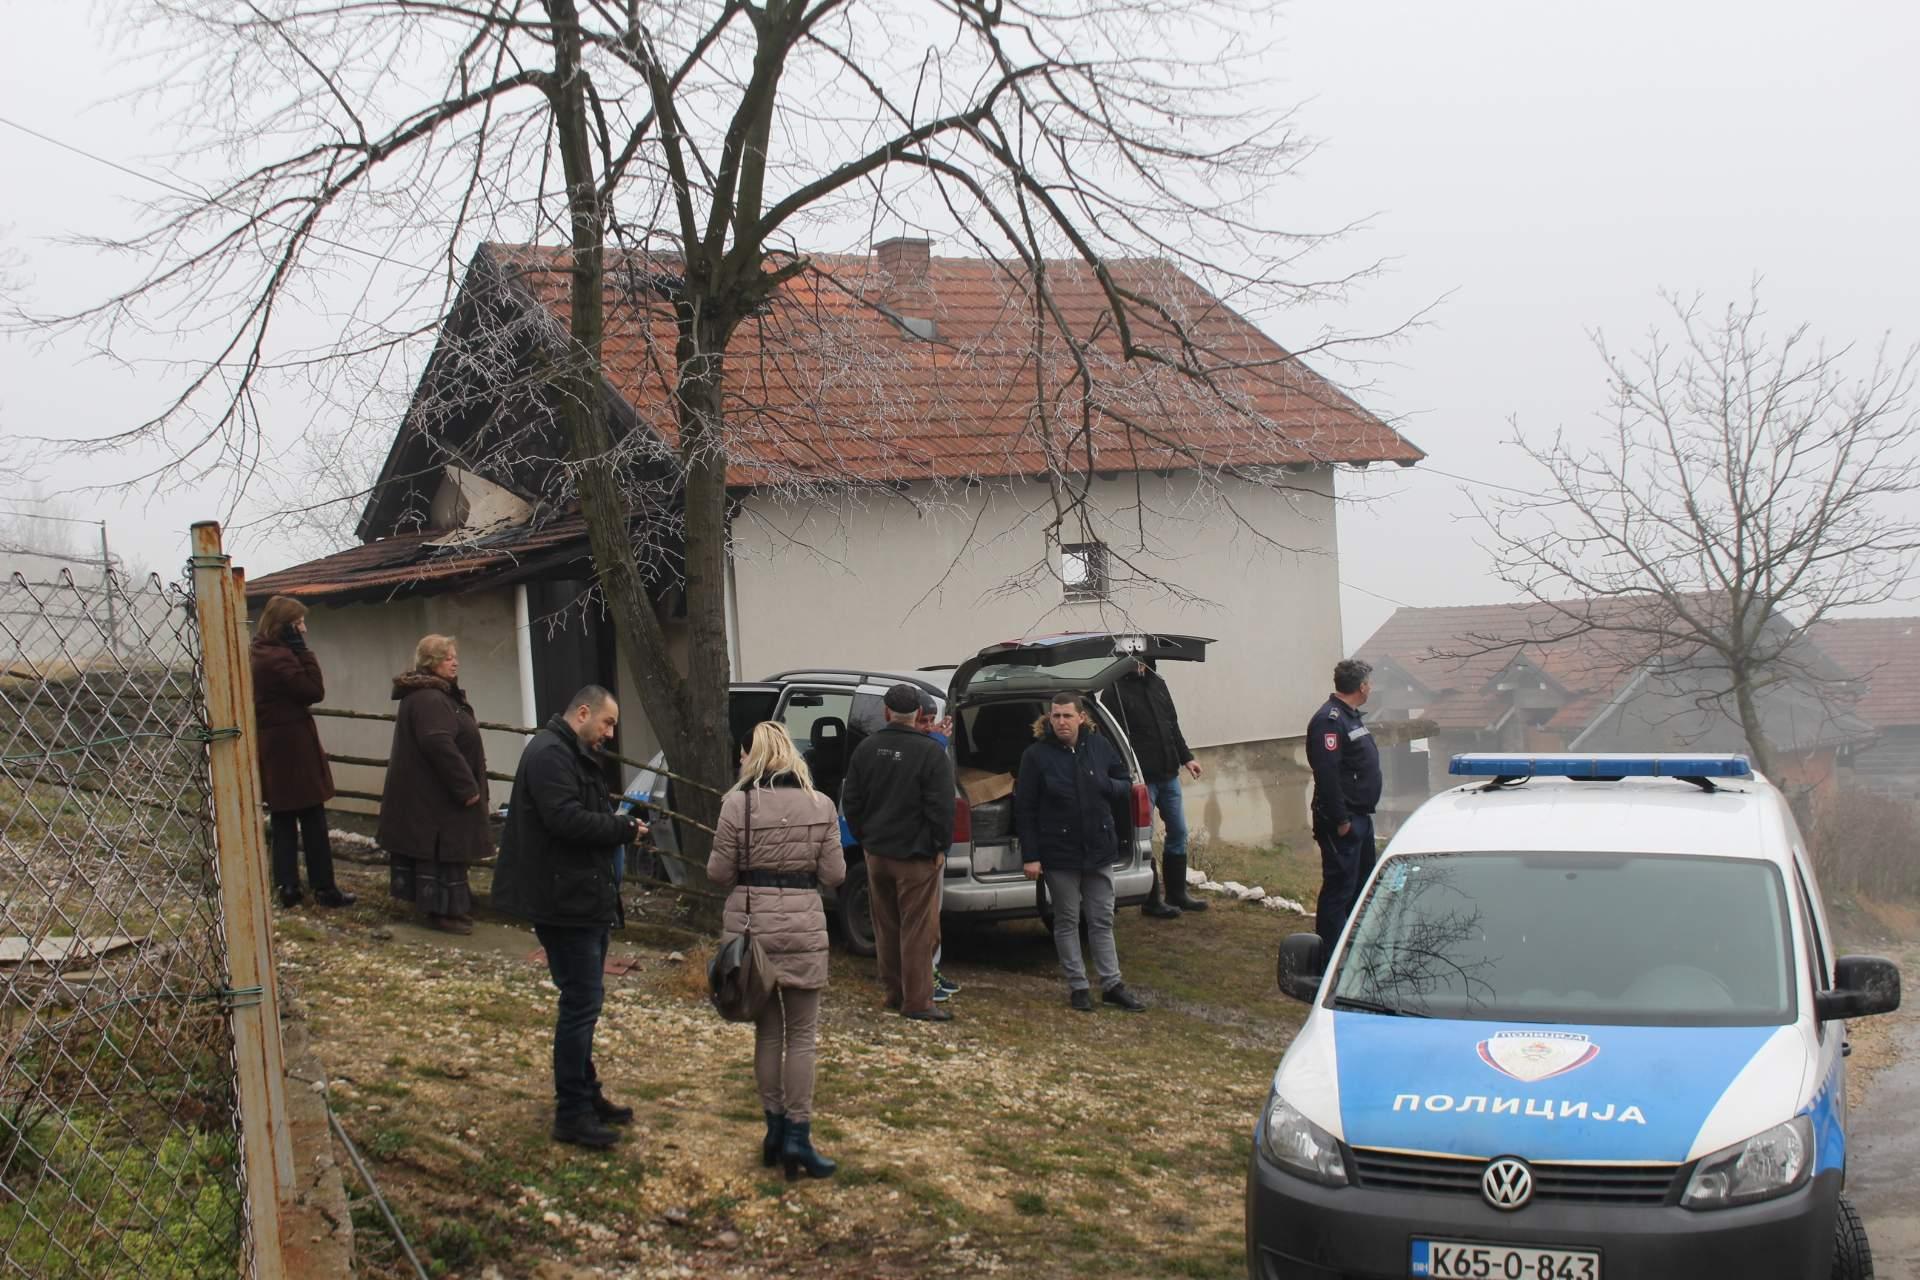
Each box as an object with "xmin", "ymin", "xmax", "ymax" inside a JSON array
[
  {"xmin": 836, "ymin": 860, "xmax": 876, "ymax": 956},
  {"xmin": 1831, "ymin": 1193, "xmax": 1872, "ymax": 1280}
]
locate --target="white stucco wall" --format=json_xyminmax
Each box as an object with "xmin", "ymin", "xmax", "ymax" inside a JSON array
[
  {"xmin": 729, "ymin": 469, "xmax": 1346, "ymax": 750},
  {"xmin": 291, "ymin": 589, "xmax": 530, "ymax": 812}
]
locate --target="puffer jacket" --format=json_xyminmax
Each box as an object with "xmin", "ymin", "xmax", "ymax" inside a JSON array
[{"xmin": 706, "ymin": 775, "xmax": 847, "ymax": 990}]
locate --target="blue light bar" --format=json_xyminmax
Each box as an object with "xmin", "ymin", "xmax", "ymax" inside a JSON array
[{"xmin": 1448, "ymin": 753, "xmax": 1752, "ymax": 779}]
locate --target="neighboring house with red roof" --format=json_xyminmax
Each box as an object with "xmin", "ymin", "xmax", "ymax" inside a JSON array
[
  {"xmin": 1805, "ymin": 617, "xmax": 1920, "ymax": 802},
  {"xmin": 246, "ymin": 238, "xmax": 1419, "ymax": 844},
  {"xmin": 1355, "ymin": 598, "xmax": 1873, "ymax": 829}
]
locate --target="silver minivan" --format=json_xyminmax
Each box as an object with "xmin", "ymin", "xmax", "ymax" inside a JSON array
[{"xmin": 629, "ymin": 632, "xmax": 1209, "ymax": 952}]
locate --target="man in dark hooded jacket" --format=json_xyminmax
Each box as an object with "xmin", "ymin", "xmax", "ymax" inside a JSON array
[
  {"xmin": 492, "ymin": 685, "xmax": 646, "ymax": 1149},
  {"xmin": 1102, "ymin": 658, "xmax": 1208, "ymax": 917}
]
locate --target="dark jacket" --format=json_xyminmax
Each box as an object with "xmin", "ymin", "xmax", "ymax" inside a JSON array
[
  {"xmin": 840, "ymin": 722, "xmax": 955, "ymax": 859},
  {"xmin": 1100, "ymin": 667, "xmax": 1194, "ymax": 784},
  {"xmin": 376, "ymin": 672, "xmax": 492, "ymax": 865},
  {"xmin": 1015, "ymin": 725, "xmax": 1132, "ymax": 871},
  {"xmin": 249, "ymin": 633, "xmax": 335, "ymax": 813},
  {"xmin": 1305, "ymin": 693, "xmax": 1382, "ymax": 831},
  {"xmin": 490, "ymin": 714, "xmax": 637, "ymax": 928}
]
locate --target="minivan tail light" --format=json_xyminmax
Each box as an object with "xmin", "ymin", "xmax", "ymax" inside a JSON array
[
  {"xmin": 952, "ymin": 793, "xmax": 972, "ymax": 845},
  {"xmin": 1131, "ymin": 783, "xmax": 1151, "ymax": 829}
]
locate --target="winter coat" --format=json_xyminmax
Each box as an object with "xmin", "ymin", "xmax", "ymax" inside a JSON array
[
  {"xmin": 706, "ymin": 775, "xmax": 848, "ymax": 990},
  {"xmin": 1015, "ymin": 725, "xmax": 1132, "ymax": 872},
  {"xmin": 250, "ymin": 634, "xmax": 335, "ymax": 813},
  {"xmin": 490, "ymin": 715, "xmax": 637, "ymax": 928},
  {"xmin": 1100, "ymin": 668, "xmax": 1194, "ymax": 784},
  {"xmin": 839, "ymin": 723, "xmax": 955, "ymax": 859},
  {"xmin": 376, "ymin": 672, "xmax": 493, "ymax": 865}
]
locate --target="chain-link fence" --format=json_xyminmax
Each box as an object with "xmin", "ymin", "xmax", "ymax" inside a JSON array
[{"xmin": 0, "ymin": 568, "xmax": 249, "ymax": 1277}]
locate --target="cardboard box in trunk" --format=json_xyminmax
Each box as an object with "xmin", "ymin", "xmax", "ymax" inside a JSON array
[{"xmin": 957, "ymin": 766, "xmax": 1015, "ymax": 807}]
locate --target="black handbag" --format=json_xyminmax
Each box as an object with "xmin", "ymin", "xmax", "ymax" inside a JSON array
[{"xmin": 708, "ymin": 790, "xmax": 777, "ymax": 1022}]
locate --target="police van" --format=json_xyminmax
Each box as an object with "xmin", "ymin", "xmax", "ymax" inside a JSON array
[{"xmin": 1246, "ymin": 754, "xmax": 1902, "ymax": 1280}]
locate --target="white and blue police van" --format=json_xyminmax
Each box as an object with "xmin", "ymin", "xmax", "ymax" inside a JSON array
[{"xmin": 1246, "ymin": 753, "xmax": 1902, "ymax": 1280}]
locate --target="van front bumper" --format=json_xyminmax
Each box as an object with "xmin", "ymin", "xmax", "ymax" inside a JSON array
[{"xmin": 1244, "ymin": 1148, "xmax": 1838, "ymax": 1280}]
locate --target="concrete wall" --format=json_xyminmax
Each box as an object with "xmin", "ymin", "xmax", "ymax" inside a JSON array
[
  {"xmin": 729, "ymin": 468, "xmax": 1346, "ymax": 752},
  {"xmin": 294, "ymin": 588, "xmax": 529, "ymax": 813}
]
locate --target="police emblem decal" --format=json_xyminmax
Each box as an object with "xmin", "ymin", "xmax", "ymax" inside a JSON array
[
  {"xmin": 1323, "ymin": 732, "xmax": 1339, "ymax": 752},
  {"xmin": 1477, "ymin": 1030, "xmax": 1599, "ymax": 1083}
]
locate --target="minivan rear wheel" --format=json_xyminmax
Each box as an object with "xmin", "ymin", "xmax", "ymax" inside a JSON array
[
  {"xmin": 836, "ymin": 860, "xmax": 876, "ymax": 956},
  {"xmin": 1831, "ymin": 1193, "xmax": 1872, "ymax": 1280}
]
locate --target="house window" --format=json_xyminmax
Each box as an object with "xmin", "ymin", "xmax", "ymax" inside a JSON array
[
  {"xmin": 1061, "ymin": 541, "xmax": 1109, "ymax": 601},
  {"xmin": 1408, "ymin": 707, "xmax": 1428, "ymax": 754}
]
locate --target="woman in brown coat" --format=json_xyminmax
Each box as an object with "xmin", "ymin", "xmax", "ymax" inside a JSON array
[
  {"xmin": 378, "ymin": 635, "xmax": 492, "ymax": 934},
  {"xmin": 707, "ymin": 721, "xmax": 846, "ymax": 1181},
  {"xmin": 251, "ymin": 596, "xmax": 354, "ymax": 909}
]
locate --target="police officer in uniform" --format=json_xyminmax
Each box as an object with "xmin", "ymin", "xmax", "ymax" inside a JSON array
[{"xmin": 1305, "ymin": 658, "xmax": 1382, "ymax": 951}]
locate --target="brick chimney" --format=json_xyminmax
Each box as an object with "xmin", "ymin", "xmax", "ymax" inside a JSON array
[
  {"xmin": 874, "ymin": 235, "xmax": 931, "ymax": 284},
  {"xmin": 873, "ymin": 236, "xmax": 935, "ymax": 340}
]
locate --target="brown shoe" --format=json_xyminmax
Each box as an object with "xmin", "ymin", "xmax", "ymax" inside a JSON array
[{"xmin": 429, "ymin": 914, "xmax": 473, "ymax": 935}]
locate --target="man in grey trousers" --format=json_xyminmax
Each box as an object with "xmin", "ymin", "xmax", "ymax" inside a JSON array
[{"xmin": 1015, "ymin": 693, "xmax": 1147, "ymax": 1012}]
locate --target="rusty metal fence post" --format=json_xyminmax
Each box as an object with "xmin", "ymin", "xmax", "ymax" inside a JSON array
[{"xmin": 189, "ymin": 522, "xmax": 291, "ymax": 1278}]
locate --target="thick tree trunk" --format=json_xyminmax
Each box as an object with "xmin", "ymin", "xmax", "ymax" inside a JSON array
[
  {"xmin": 1731, "ymin": 674, "xmax": 1778, "ymax": 780},
  {"xmin": 546, "ymin": 0, "xmax": 728, "ymax": 915}
]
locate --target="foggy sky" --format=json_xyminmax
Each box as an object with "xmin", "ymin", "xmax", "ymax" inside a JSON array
[{"xmin": 2, "ymin": 0, "xmax": 1916, "ymax": 652}]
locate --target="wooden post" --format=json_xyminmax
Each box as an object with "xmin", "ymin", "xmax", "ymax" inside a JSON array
[{"xmin": 191, "ymin": 521, "xmax": 293, "ymax": 1278}]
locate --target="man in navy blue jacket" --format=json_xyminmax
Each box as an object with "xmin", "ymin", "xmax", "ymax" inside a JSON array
[
  {"xmin": 1305, "ymin": 659, "xmax": 1382, "ymax": 951},
  {"xmin": 1017, "ymin": 693, "xmax": 1148, "ymax": 1013}
]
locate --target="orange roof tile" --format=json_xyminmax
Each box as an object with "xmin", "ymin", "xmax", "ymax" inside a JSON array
[{"xmin": 486, "ymin": 244, "xmax": 1421, "ymax": 487}]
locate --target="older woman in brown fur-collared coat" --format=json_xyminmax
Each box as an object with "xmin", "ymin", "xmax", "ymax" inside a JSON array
[
  {"xmin": 378, "ymin": 634, "xmax": 492, "ymax": 934},
  {"xmin": 707, "ymin": 721, "xmax": 846, "ymax": 1182},
  {"xmin": 251, "ymin": 595, "xmax": 354, "ymax": 910}
]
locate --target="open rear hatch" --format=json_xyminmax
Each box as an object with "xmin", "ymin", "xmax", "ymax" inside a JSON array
[{"xmin": 947, "ymin": 632, "xmax": 1211, "ymax": 706}]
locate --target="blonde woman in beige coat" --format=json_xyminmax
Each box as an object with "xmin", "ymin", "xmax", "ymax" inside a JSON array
[{"xmin": 707, "ymin": 721, "xmax": 847, "ymax": 1181}]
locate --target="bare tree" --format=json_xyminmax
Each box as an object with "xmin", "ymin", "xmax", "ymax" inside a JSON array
[
  {"xmin": 1476, "ymin": 291, "xmax": 1920, "ymax": 777},
  {"xmin": 15, "ymin": 0, "xmax": 1390, "ymax": 858}
]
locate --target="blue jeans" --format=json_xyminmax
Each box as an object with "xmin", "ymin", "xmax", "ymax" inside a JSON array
[
  {"xmin": 1146, "ymin": 776, "xmax": 1188, "ymax": 858},
  {"xmin": 1313, "ymin": 813, "xmax": 1376, "ymax": 951},
  {"xmin": 534, "ymin": 924, "xmax": 609, "ymax": 1121}
]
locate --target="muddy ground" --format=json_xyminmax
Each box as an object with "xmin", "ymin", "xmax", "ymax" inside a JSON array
[{"xmin": 289, "ymin": 840, "xmax": 1919, "ymax": 1279}]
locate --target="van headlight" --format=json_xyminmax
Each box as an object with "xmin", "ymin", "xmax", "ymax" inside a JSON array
[
  {"xmin": 1259, "ymin": 1093, "xmax": 1348, "ymax": 1186},
  {"xmin": 1681, "ymin": 1116, "xmax": 1812, "ymax": 1209}
]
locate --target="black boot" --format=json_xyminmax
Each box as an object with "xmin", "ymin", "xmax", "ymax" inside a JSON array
[
  {"xmin": 781, "ymin": 1119, "xmax": 836, "ymax": 1181},
  {"xmin": 1142, "ymin": 859, "xmax": 1182, "ymax": 918},
  {"xmin": 1164, "ymin": 854, "xmax": 1209, "ymax": 912},
  {"xmin": 762, "ymin": 1110, "xmax": 787, "ymax": 1168}
]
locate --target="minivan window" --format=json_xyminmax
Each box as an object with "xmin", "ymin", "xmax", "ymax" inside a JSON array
[{"xmin": 1331, "ymin": 852, "xmax": 1795, "ymax": 1026}]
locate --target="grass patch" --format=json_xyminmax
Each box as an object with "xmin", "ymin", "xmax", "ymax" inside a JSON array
[
  {"xmin": 0, "ymin": 1114, "xmax": 241, "ymax": 1277},
  {"xmin": 1010, "ymin": 1191, "xmax": 1048, "ymax": 1215}
]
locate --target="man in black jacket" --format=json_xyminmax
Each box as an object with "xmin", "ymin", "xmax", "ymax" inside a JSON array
[
  {"xmin": 1102, "ymin": 658, "xmax": 1208, "ymax": 918},
  {"xmin": 1305, "ymin": 659, "xmax": 1382, "ymax": 951},
  {"xmin": 840, "ymin": 684, "xmax": 956, "ymax": 1022},
  {"xmin": 1018, "ymin": 693, "xmax": 1148, "ymax": 1013},
  {"xmin": 492, "ymin": 685, "xmax": 647, "ymax": 1149}
]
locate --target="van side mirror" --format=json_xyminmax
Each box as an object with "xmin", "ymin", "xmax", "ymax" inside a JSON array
[
  {"xmin": 1277, "ymin": 933, "xmax": 1325, "ymax": 1003},
  {"xmin": 1815, "ymin": 955, "xmax": 1902, "ymax": 1022}
]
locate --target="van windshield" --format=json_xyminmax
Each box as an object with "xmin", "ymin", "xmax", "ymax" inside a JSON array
[{"xmin": 1330, "ymin": 852, "xmax": 1796, "ymax": 1026}]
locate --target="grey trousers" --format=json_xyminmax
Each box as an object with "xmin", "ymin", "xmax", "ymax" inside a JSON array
[
  {"xmin": 754, "ymin": 986, "xmax": 822, "ymax": 1122},
  {"xmin": 1043, "ymin": 865, "xmax": 1121, "ymax": 991}
]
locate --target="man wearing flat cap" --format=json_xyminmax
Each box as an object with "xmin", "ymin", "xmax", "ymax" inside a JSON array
[{"xmin": 841, "ymin": 683, "xmax": 957, "ymax": 1021}]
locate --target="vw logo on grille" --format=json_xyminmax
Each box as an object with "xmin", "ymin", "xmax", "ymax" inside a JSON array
[{"xmin": 1482, "ymin": 1157, "xmax": 1534, "ymax": 1210}]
